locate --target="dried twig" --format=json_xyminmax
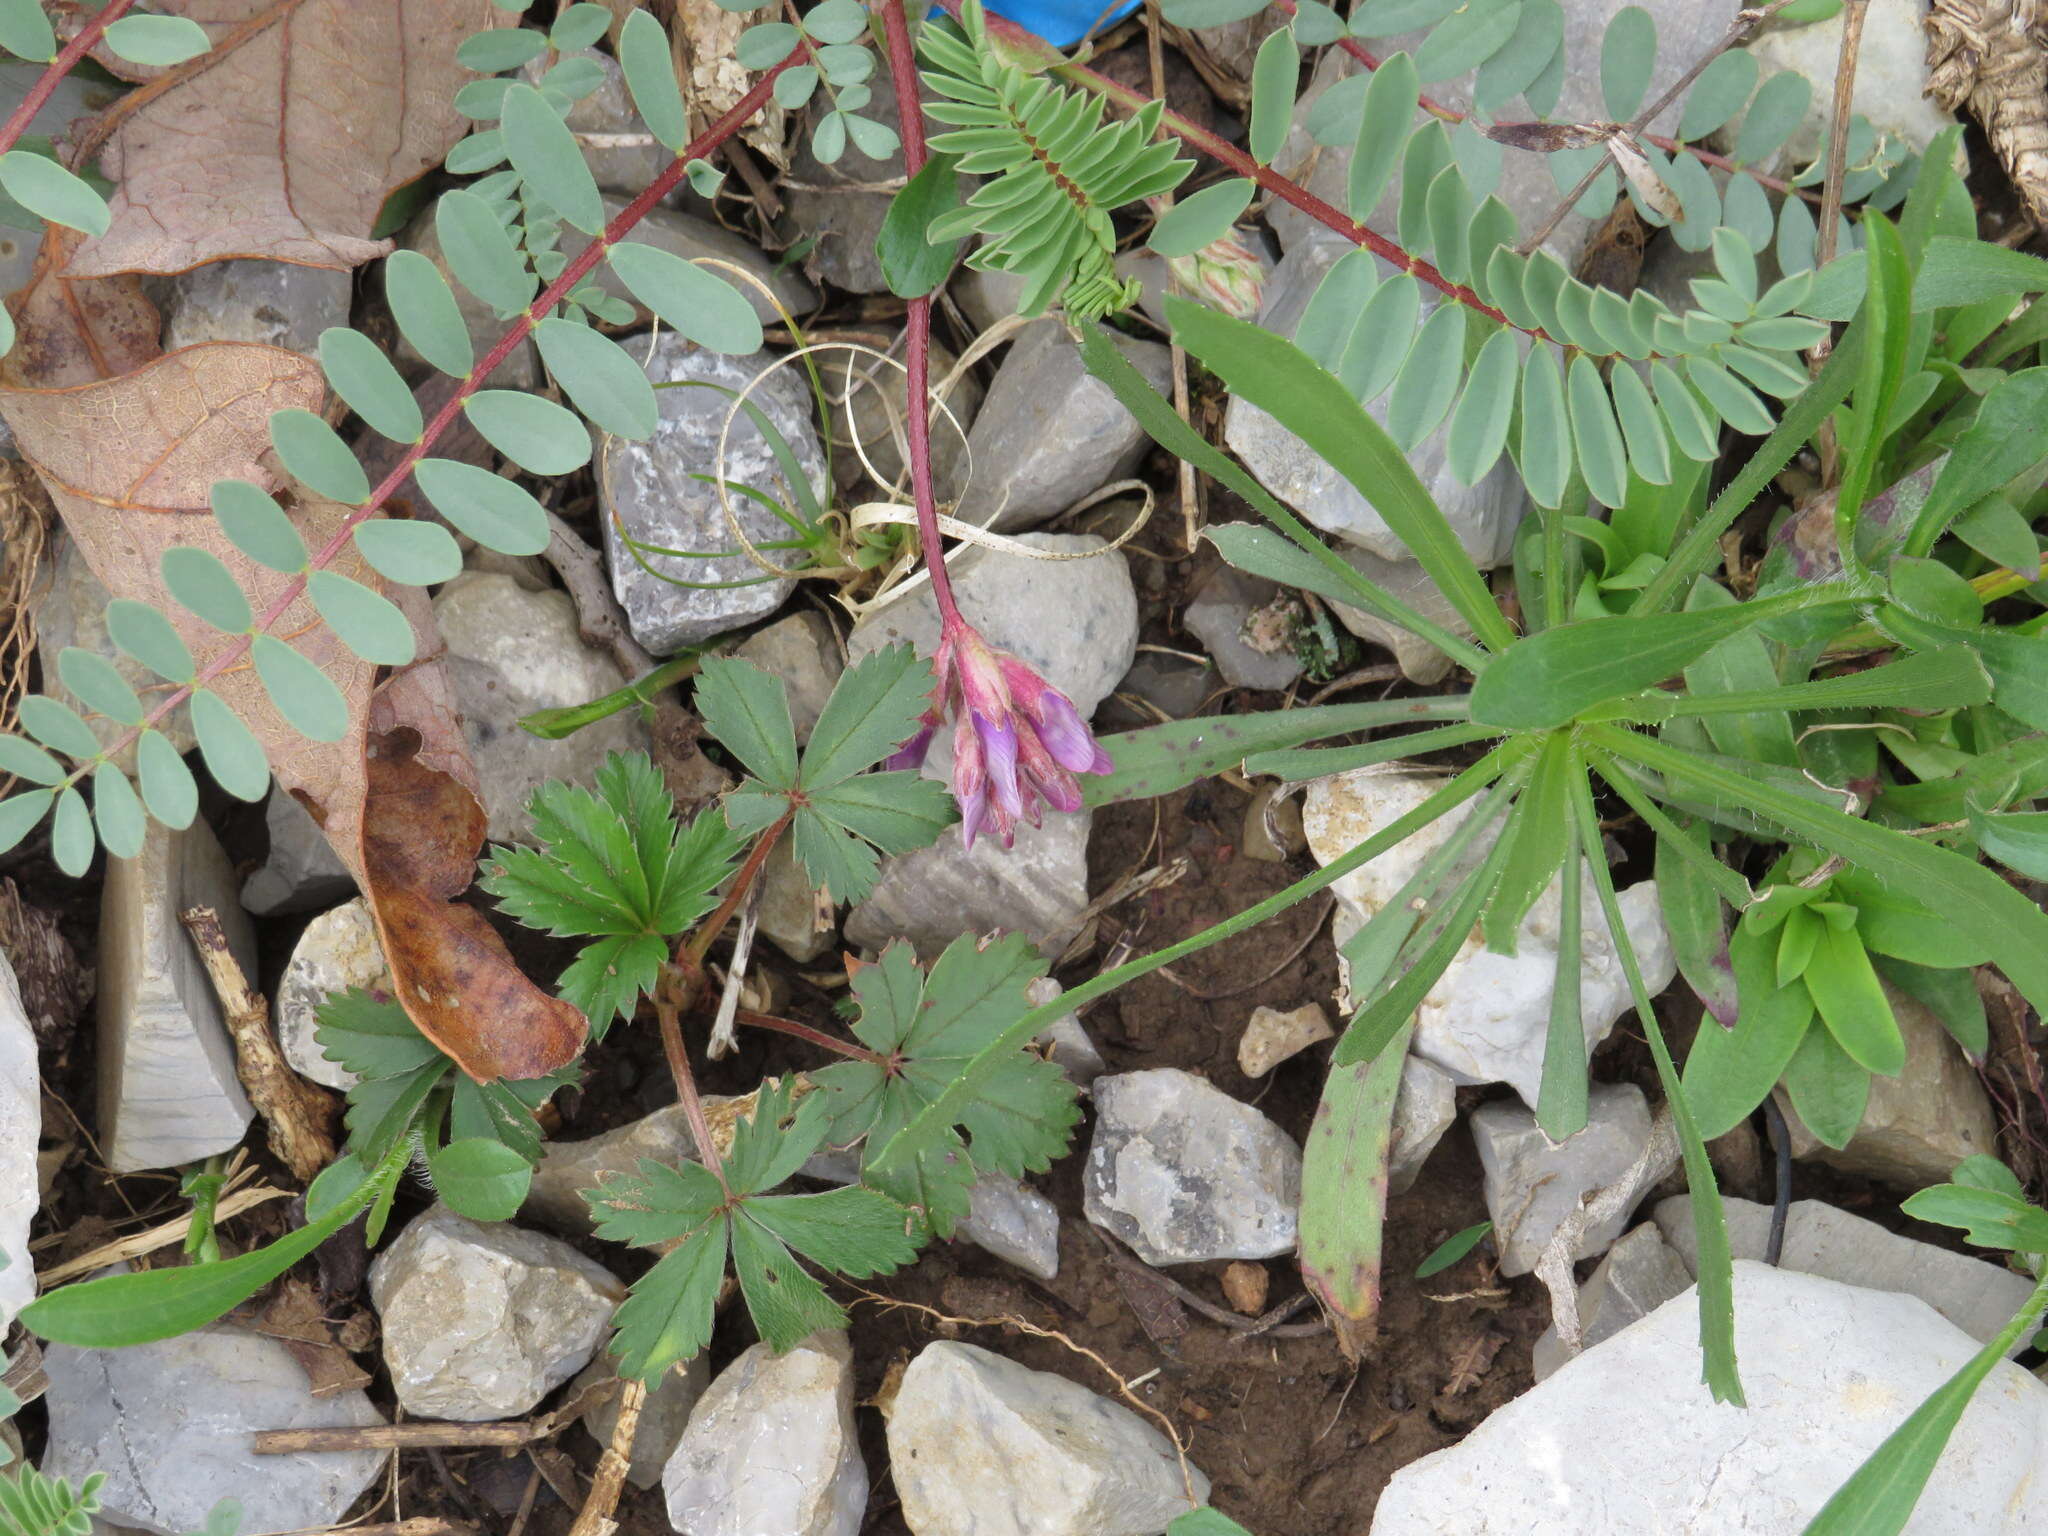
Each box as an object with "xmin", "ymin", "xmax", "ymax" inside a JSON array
[
  {"xmin": 35, "ymin": 1182, "xmax": 292, "ymax": 1288},
  {"xmin": 304, "ymin": 1522, "xmax": 472, "ymax": 1536},
  {"xmin": 180, "ymin": 905, "xmax": 338, "ymax": 1182},
  {"xmin": 1815, "ymin": 0, "xmax": 1873, "ymax": 275},
  {"xmin": 566, "ymin": 1375, "xmax": 644, "ymax": 1536},
  {"xmin": 544, "ymin": 513, "xmax": 655, "ymax": 679},
  {"xmin": 254, "ymin": 1422, "xmax": 543, "ymax": 1455}
]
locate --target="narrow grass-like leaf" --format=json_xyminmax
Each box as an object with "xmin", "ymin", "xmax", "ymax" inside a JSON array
[
  {"xmin": 1484, "ymin": 730, "xmax": 1574, "ymax": 955},
  {"xmin": 1536, "ymin": 817, "xmax": 1588, "ymax": 1140},
  {"xmin": 1416, "ymin": 1220, "xmax": 1493, "ymax": 1277}
]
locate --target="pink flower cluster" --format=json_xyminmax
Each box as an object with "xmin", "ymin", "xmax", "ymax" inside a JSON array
[{"xmin": 888, "ymin": 619, "xmax": 1113, "ymax": 850}]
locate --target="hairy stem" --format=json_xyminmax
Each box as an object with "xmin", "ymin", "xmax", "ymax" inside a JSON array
[
  {"xmin": 656, "ymin": 966, "xmax": 729, "ymax": 1193},
  {"xmin": 0, "ymin": 0, "xmax": 138, "ymax": 159},
  {"xmin": 683, "ymin": 811, "xmax": 793, "ymax": 972},
  {"xmin": 735, "ymin": 1009, "xmax": 887, "ymax": 1064},
  {"xmin": 877, "ymin": 0, "xmax": 962, "ymax": 627},
  {"xmin": 64, "ymin": 46, "xmax": 808, "ymax": 788}
]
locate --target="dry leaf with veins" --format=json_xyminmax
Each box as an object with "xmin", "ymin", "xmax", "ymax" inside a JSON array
[{"xmin": 61, "ymin": 0, "xmax": 507, "ymax": 277}]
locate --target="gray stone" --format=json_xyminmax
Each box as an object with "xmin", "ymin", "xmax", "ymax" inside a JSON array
[
  {"xmin": 276, "ymin": 898, "xmax": 389, "ymax": 1092},
  {"xmin": 149, "ymin": 259, "xmax": 350, "ymax": 356},
  {"xmin": 757, "ymin": 838, "xmax": 837, "ymax": 965},
  {"xmin": 1224, "ymin": 238, "xmax": 1526, "ymax": 568},
  {"xmin": 41, "ymin": 1321, "xmax": 386, "ymax": 1536},
  {"xmin": 1240, "ymin": 782, "xmax": 1307, "ymax": 864},
  {"xmin": 1372, "ymin": 1263, "xmax": 2048, "ymax": 1534},
  {"xmin": 1084, "ymin": 1068, "xmax": 1303, "ymax": 1265},
  {"xmin": 241, "ymin": 782, "xmax": 356, "ymax": 916},
  {"xmin": 1183, "ymin": 567, "xmax": 1305, "ymax": 692},
  {"xmin": 663, "ymin": 1331, "xmax": 866, "ymax": 1536},
  {"xmin": 1743, "ymin": 0, "xmax": 1959, "ymax": 171},
  {"xmin": 1388, "ymin": 1053, "xmax": 1457, "ymax": 1196},
  {"xmin": 573, "ymin": 1351, "xmax": 711, "ymax": 1491},
  {"xmin": 887, "ymin": 1341, "xmax": 1208, "ymax": 1535},
  {"xmin": 824, "ymin": 337, "xmax": 981, "ymax": 499},
  {"xmin": 600, "ymin": 335, "xmax": 824, "ymax": 652},
  {"xmin": 1471, "ymin": 1083, "xmax": 1659, "ymax": 1276},
  {"xmin": 1112, "ymin": 654, "xmax": 1215, "ymax": 722},
  {"xmin": 525, "ymin": 1102, "xmax": 704, "ymax": 1235},
  {"xmin": 786, "ymin": 74, "xmax": 948, "ymax": 295},
  {"xmin": 1237, "ymin": 1002, "xmax": 1334, "ymax": 1078},
  {"xmin": 369, "ymin": 1206, "xmax": 624, "ymax": 1420},
  {"xmin": 36, "ymin": 534, "xmax": 194, "ymax": 762},
  {"xmin": 1328, "ymin": 544, "xmax": 1477, "ymax": 686},
  {"xmin": 1305, "ymin": 768, "xmax": 1674, "ymax": 1109},
  {"xmin": 957, "ymin": 1173, "xmax": 1062, "ymax": 1282},
  {"xmin": 99, "ymin": 821, "xmax": 256, "ymax": 1173},
  {"xmin": 393, "ymin": 212, "xmax": 541, "ymax": 386},
  {"xmin": 434, "ymin": 570, "xmax": 652, "ymax": 842},
  {"xmin": 1530, "ymin": 1221, "xmax": 1694, "ymax": 1380},
  {"xmin": 1025, "ymin": 976, "xmax": 1107, "ymax": 1090},
  {"xmin": 1654, "ymin": 1195, "xmax": 2036, "ymax": 1350},
  {"xmin": 1773, "ymin": 984, "xmax": 2000, "ymax": 1190},
  {"xmin": 562, "ymin": 193, "xmax": 817, "ymax": 331},
  {"xmin": 845, "ymin": 805, "xmax": 1092, "ymax": 962},
  {"xmin": 963, "ymin": 325, "xmax": 1170, "ymax": 533},
  {"xmin": 952, "ymin": 262, "xmax": 1036, "ymax": 336},
  {"xmin": 847, "ymin": 532, "xmax": 1138, "ymax": 722},
  {"xmin": 0, "ymin": 954, "xmax": 34, "ymax": 1329},
  {"xmin": 731, "ymin": 611, "xmax": 841, "ymax": 745}
]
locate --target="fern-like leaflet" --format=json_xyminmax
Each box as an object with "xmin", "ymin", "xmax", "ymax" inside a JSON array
[
  {"xmin": 918, "ymin": 0, "xmax": 1193, "ymax": 319},
  {"xmin": 0, "ymin": 1466, "xmax": 103, "ymax": 1536}
]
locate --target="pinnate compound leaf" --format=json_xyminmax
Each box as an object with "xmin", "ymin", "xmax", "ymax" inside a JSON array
[
  {"xmin": 605, "ymin": 1222, "xmax": 728, "ymax": 1382},
  {"xmin": 91, "ymin": 765, "xmax": 144, "ymax": 860},
  {"xmin": 412, "ymin": 457, "xmax": 550, "ymax": 555},
  {"xmin": 456, "ymin": 26, "xmax": 547, "ymax": 71},
  {"xmin": 437, "ymin": 188, "xmax": 538, "ymax": 315},
  {"xmin": 188, "ymin": 690, "xmax": 270, "ymax": 801},
  {"xmin": 607, "ymin": 241, "xmax": 764, "ymax": 354},
  {"xmin": 464, "ymin": 389, "xmax": 592, "ymax": 474},
  {"xmin": 58, "ymin": 648, "xmax": 143, "ymax": 726},
  {"xmin": 1349, "ymin": 49, "xmax": 1418, "ymax": 218},
  {"xmin": 535, "ymin": 318, "xmax": 658, "ymax": 440},
  {"xmin": 354, "ymin": 518, "xmax": 464, "ymax": 585},
  {"xmin": 0, "ymin": 791, "xmax": 51, "ymax": 857},
  {"xmin": 102, "ymin": 15, "xmax": 211, "ymax": 68},
  {"xmin": 619, "ymin": 9, "xmax": 690, "ymax": 150},
  {"xmin": 211, "ymin": 481, "xmax": 308, "ymax": 574},
  {"xmin": 161, "ymin": 546, "xmax": 253, "ymax": 633},
  {"xmin": 0, "ymin": 735, "xmax": 61, "ymax": 785},
  {"xmin": 252, "ymin": 634, "xmax": 350, "ymax": 742},
  {"xmin": 309, "ymin": 571, "xmax": 417, "ymax": 665},
  {"xmin": 17, "ymin": 696, "xmax": 99, "ymax": 760},
  {"xmin": 1248, "ymin": 29, "xmax": 1297, "ymax": 165},
  {"xmin": 319, "ymin": 327, "xmax": 423, "ymax": 443},
  {"xmin": 1601, "ymin": 5, "xmax": 1657, "ymax": 119},
  {"xmin": 385, "ymin": 250, "xmax": 473, "ymax": 378}
]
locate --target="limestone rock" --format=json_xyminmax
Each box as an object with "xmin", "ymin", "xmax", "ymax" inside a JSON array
[
  {"xmin": 1084, "ymin": 1069, "xmax": 1303, "ymax": 1265},
  {"xmin": 1654, "ymin": 1195, "xmax": 2035, "ymax": 1349},
  {"xmin": 0, "ymin": 954, "xmax": 34, "ymax": 1329},
  {"xmin": 1305, "ymin": 768, "xmax": 1674, "ymax": 1109},
  {"xmin": 98, "ymin": 821, "xmax": 256, "ymax": 1173},
  {"xmin": 757, "ymin": 838, "xmax": 837, "ymax": 965},
  {"xmin": 369, "ymin": 1206, "xmax": 624, "ymax": 1420},
  {"xmin": 1224, "ymin": 238, "xmax": 1526, "ymax": 568},
  {"xmin": 1388, "ymin": 1053, "xmax": 1457, "ymax": 1196},
  {"xmin": 663, "ymin": 1331, "xmax": 866, "ymax": 1536},
  {"xmin": 1471, "ymin": 1083, "xmax": 1661, "ymax": 1276},
  {"xmin": 277, "ymin": 898, "xmax": 390, "ymax": 1092},
  {"xmin": 36, "ymin": 534, "xmax": 194, "ymax": 762},
  {"xmin": 1743, "ymin": 0, "xmax": 1959, "ymax": 170},
  {"xmin": 1530, "ymin": 1221, "xmax": 1694, "ymax": 1380},
  {"xmin": 887, "ymin": 1341, "xmax": 1209, "ymax": 1535},
  {"xmin": 241, "ymin": 783, "xmax": 355, "ymax": 916},
  {"xmin": 150, "ymin": 259, "xmax": 350, "ymax": 355},
  {"xmin": 1025, "ymin": 975, "xmax": 1108, "ymax": 1090},
  {"xmin": 731, "ymin": 611, "xmax": 842, "ymax": 745},
  {"xmin": 1773, "ymin": 984, "xmax": 1999, "ymax": 1190},
  {"xmin": 844, "ymin": 807, "xmax": 1092, "ymax": 963},
  {"xmin": 572, "ymin": 1352, "xmax": 711, "ymax": 1491},
  {"xmin": 1328, "ymin": 543, "xmax": 1478, "ymax": 686},
  {"xmin": 956, "ymin": 1173, "xmax": 1061, "ymax": 1282},
  {"xmin": 600, "ymin": 336, "xmax": 825, "ymax": 652},
  {"xmin": 961, "ymin": 326, "xmax": 1169, "ymax": 533},
  {"xmin": 1183, "ymin": 567, "xmax": 1305, "ymax": 693},
  {"xmin": 41, "ymin": 1321, "xmax": 387, "ymax": 1536},
  {"xmin": 563, "ymin": 192, "xmax": 816, "ymax": 330},
  {"xmin": 525, "ymin": 1102, "xmax": 702, "ymax": 1235},
  {"xmin": 433, "ymin": 570, "xmax": 651, "ymax": 842},
  {"xmin": 1237, "ymin": 1002, "xmax": 1334, "ymax": 1078},
  {"xmin": 1372, "ymin": 1263, "xmax": 2048, "ymax": 1534}
]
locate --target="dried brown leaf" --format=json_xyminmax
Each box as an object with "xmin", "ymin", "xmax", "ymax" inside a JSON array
[
  {"xmin": 63, "ymin": 0, "xmax": 508, "ymax": 277},
  {"xmin": 251, "ymin": 1277, "xmax": 372, "ymax": 1397},
  {"xmin": 1927, "ymin": 0, "xmax": 2048, "ymax": 226}
]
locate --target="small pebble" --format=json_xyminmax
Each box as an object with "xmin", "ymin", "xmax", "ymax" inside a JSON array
[
  {"xmin": 1222, "ymin": 1261, "xmax": 1269, "ymax": 1316},
  {"xmin": 1237, "ymin": 1002, "xmax": 1335, "ymax": 1078}
]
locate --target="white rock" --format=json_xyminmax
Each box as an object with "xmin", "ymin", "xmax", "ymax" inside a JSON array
[
  {"xmin": 1774, "ymin": 983, "xmax": 1999, "ymax": 1190},
  {"xmin": 1530, "ymin": 1221, "xmax": 1694, "ymax": 1380},
  {"xmin": 433, "ymin": 570, "xmax": 652, "ymax": 842},
  {"xmin": 1183, "ymin": 567, "xmax": 1305, "ymax": 693},
  {"xmin": 40, "ymin": 1321, "xmax": 387, "ymax": 1536},
  {"xmin": 1238, "ymin": 1002, "xmax": 1334, "ymax": 1078},
  {"xmin": 98, "ymin": 821, "xmax": 256, "ymax": 1173},
  {"xmin": 572, "ymin": 1351, "xmax": 711, "ymax": 1491},
  {"xmin": 1225, "ymin": 238, "xmax": 1527, "ymax": 568},
  {"xmin": 1654, "ymin": 1195, "xmax": 2036, "ymax": 1350},
  {"xmin": 845, "ymin": 807, "xmax": 1093, "ymax": 963},
  {"xmin": 1026, "ymin": 976, "xmax": 1108, "ymax": 1090},
  {"xmin": 601, "ymin": 336, "xmax": 825, "ymax": 652},
  {"xmin": 956, "ymin": 1173, "xmax": 1062, "ymax": 1283},
  {"xmin": 276, "ymin": 898, "xmax": 389, "ymax": 1092},
  {"xmin": 1084, "ymin": 1069, "xmax": 1303, "ymax": 1265},
  {"xmin": 1744, "ymin": 0, "xmax": 1959, "ymax": 170},
  {"xmin": 0, "ymin": 954, "xmax": 35, "ymax": 1329},
  {"xmin": 525, "ymin": 1098, "xmax": 740, "ymax": 1235},
  {"xmin": 241, "ymin": 782, "xmax": 356, "ymax": 916},
  {"xmin": 757, "ymin": 837, "xmax": 838, "ymax": 964},
  {"xmin": 1372, "ymin": 1263, "xmax": 2048, "ymax": 1534},
  {"xmin": 1471, "ymin": 1083, "xmax": 1661, "ymax": 1276},
  {"xmin": 1388, "ymin": 1054, "xmax": 1457, "ymax": 1196},
  {"xmin": 663, "ymin": 1331, "xmax": 866, "ymax": 1536},
  {"xmin": 369, "ymin": 1206, "xmax": 624, "ymax": 1420},
  {"xmin": 887, "ymin": 1341, "xmax": 1209, "ymax": 1535},
  {"xmin": 1304, "ymin": 768, "xmax": 1674, "ymax": 1109}
]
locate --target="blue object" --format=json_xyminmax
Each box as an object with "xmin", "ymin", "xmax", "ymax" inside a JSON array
[{"xmin": 985, "ymin": 0, "xmax": 1143, "ymax": 48}]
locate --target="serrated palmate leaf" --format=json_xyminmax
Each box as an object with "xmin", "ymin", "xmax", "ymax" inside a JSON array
[
  {"xmin": 695, "ymin": 655, "xmax": 800, "ymax": 789},
  {"xmin": 808, "ymin": 773, "xmax": 956, "ymax": 853},
  {"xmin": 210, "ymin": 481, "xmax": 308, "ymax": 575},
  {"xmin": 799, "ymin": 643, "xmax": 933, "ymax": 789},
  {"xmin": 604, "ymin": 1221, "xmax": 728, "ymax": 1382},
  {"xmin": 727, "ymin": 1211, "xmax": 849, "ymax": 1349},
  {"xmin": 814, "ymin": 935, "xmax": 1079, "ymax": 1234},
  {"xmin": 791, "ymin": 799, "xmax": 881, "ymax": 906},
  {"xmin": 534, "ymin": 318, "xmax": 659, "ymax": 441},
  {"xmin": 313, "ymin": 987, "xmax": 446, "ymax": 1082}
]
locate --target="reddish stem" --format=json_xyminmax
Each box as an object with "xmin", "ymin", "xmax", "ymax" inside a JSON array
[
  {"xmin": 0, "ymin": 0, "xmax": 138, "ymax": 158},
  {"xmin": 735, "ymin": 1009, "xmax": 887, "ymax": 1064},
  {"xmin": 876, "ymin": 0, "xmax": 962, "ymax": 628},
  {"xmin": 684, "ymin": 810, "xmax": 792, "ymax": 970},
  {"xmin": 72, "ymin": 46, "xmax": 808, "ymax": 783},
  {"xmin": 656, "ymin": 967, "xmax": 729, "ymax": 1193}
]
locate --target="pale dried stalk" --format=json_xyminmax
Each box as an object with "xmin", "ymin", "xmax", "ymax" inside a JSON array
[
  {"xmin": 36, "ymin": 1184, "xmax": 292, "ymax": 1287},
  {"xmin": 567, "ymin": 1375, "xmax": 645, "ymax": 1536},
  {"xmin": 180, "ymin": 905, "xmax": 338, "ymax": 1183}
]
